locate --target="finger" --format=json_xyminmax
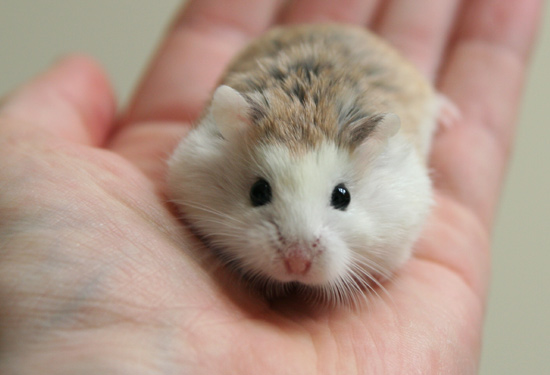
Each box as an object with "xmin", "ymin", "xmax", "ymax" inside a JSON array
[
  {"xmin": 375, "ymin": 0, "xmax": 462, "ymax": 79},
  {"xmin": 431, "ymin": 0, "xmax": 543, "ymax": 226},
  {"xmin": 0, "ymin": 55, "xmax": 116, "ymax": 146},
  {"xmin": 108, "ymin": 121, "xmax": 189, "ymax": 193},
  {"xmin": 123, "ymin": 0, "xmax": 285, "ymax": 125},
  {"xmin": 280, "ymin": 0, "xmax": 381, "ymax": 25}
]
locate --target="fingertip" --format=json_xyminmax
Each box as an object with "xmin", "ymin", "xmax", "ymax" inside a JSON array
[
  {"xmin": 123, "ymin": 0, "xmax": 284, "ymax": 125},
  {"xmin": 430, "ymin": 0, "xmax": 543, "ymax": 225},
  {"xmin": 279, "ymin": 0, "xmax": 380, "ymax": 25},
  {"xmin": 453, "ymin": 0, "xmax": 544, "ymax": 62}
]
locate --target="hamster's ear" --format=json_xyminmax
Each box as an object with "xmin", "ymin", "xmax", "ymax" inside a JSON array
[
  {"xmin": 368, "ymin": 113, "xmax": 401, "ymax": 142},
  {"xmin": 346, "ymin": 113, "xmax": 401, "ymax": 158},
  {"xmin": 211, "ymin": 85, "xmax": 250, "ymax": 140}
]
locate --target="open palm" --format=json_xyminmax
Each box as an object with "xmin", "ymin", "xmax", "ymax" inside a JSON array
[{"xmin": 0, "ymin": 1, "xmax": 541, "ymax": 373}]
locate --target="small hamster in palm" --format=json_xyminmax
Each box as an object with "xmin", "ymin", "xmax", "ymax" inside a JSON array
[{"xmin": 168, "ymin": 24, "xmax": 451, "ymax": 304}]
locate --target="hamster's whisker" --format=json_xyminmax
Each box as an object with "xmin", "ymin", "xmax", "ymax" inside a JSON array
[
  {"xmin": 330, "ymin": 277, "xmax": 353, "ymax": 307},
  {"xmin": 198, "ymin": 230, "xmax": 244, "ymax": 239},
  {"xmin": 349, "ymin": 253, "xmax": 392, "ymax": 280},
  {"xmin": 348, "ymin": 266, "xmax": 380, "ymax": 299},
  {"xmin": 179, "ymin": 202, "xmax": 248, "ymax": 226},
  {"xmin": 348, "ymin": 260, "xmax": 393, "ymax": 304},
  {"xmin": 339, "ymin": 271, "xmax": 370, "ymax": 309}
]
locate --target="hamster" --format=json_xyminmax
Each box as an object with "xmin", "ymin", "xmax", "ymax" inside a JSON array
[{"xmin": 168, "ymin": 24, "xmax": 446, "ymax": 305}]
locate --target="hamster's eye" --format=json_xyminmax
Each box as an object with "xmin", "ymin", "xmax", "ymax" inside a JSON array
[
  {"xmin": 250, "ymin": 178, "xmax": 272, "ymax": 207},
  {"xmin": 331, "ymin": 183, "xmax": 350, "ymax": 210}
]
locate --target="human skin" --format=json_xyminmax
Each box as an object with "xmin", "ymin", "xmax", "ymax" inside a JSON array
[{"xmin": 0, "ymin": 0, "xmax": 542, "ymax": 373}]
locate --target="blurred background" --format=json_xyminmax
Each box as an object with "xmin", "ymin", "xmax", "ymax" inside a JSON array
[{"xmin": 1, "ymin": 1, "xmax": 548, "ymax": 373}]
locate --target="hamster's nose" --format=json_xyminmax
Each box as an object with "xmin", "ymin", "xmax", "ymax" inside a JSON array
[
  {"xmin": 284, "ymin": 255, "xmax": 311, "ymax": 275},
  {"xmin": 283, "ymin": 246, "xmax": 312, "ymax": 275}
]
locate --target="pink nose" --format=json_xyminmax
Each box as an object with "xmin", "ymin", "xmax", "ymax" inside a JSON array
[{"xmin": 284, "ymin": 251, "xmax": 312, "ymax": 275}]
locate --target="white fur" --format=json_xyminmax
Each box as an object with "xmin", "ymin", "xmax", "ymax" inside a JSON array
[{"xmin": 167, "ymin": 108, "xmax": 433, "ymax": 296}]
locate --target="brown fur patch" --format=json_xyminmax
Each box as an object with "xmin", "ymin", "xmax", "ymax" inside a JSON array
[{"xmin": 218, "ymin": 24, "xmax": 435, "ymax": 155}]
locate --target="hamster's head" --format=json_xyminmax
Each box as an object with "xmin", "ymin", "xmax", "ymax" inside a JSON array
[{"xmin": 168, "ymin": 86, "xmax": 432, "ymax": 303}]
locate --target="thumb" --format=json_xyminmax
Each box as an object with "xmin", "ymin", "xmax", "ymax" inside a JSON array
[{"xmin": 0, "ymin": 55, "xmax": 116, "ymax": 146}]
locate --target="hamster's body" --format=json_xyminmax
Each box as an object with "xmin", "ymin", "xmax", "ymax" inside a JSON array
[
  {"xmin": 168, "ymin": 24, "xmax": 440, "ymax": 304},
  {"xmin": 221, "ymin": 24, "xmax": 436, "ymax": 157}
]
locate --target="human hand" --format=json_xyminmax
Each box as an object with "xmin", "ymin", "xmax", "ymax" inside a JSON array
[{"xmin": 0, "ymin": 0, "xmax": 541, "ymax": 373}]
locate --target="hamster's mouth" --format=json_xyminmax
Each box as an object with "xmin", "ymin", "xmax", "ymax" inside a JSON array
[
  {"xmin": 208, "ymin": 252, "xmax": 381, "ymax": 307},
  {"xmin": 191, "ymin": 232, "xmax": 380, "ymax": 306},
  {"xmin": 220, "ymin": 255, "xmax": 325, "ymax": 289}
]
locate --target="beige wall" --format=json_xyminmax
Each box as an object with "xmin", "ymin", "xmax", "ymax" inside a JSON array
[
  {"xmin": 1, "ymin": 1, "xmax": 548, "ymax": 373},
  {"xmin": 480, "ymin": 3, "xmax": 550, "ymax": 373}
]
